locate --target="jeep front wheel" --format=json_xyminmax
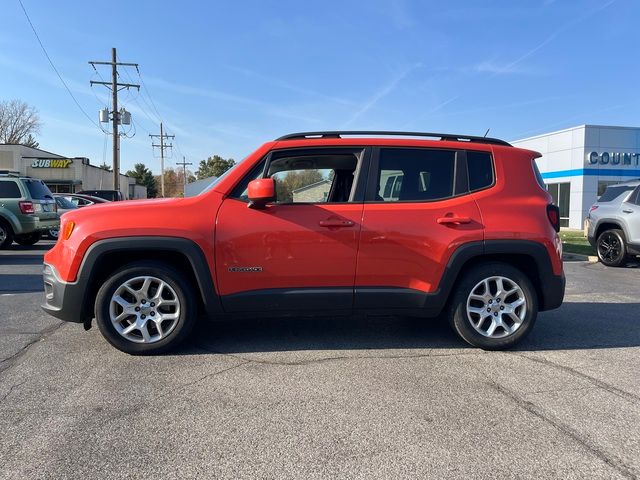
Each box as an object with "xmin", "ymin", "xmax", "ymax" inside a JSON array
[
  {"xmin": 449, "ymin": 263, "xmax": 538, "ymax": 350},
  {"xmin": 95, "ymin": 262, "xmax": 197, "ymax": 355}
]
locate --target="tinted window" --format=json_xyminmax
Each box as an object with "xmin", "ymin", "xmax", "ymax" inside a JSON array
[
  {"xmin": 532, "ymin": 160, "xmax": 546, "ymax": 189},
  {"xmin": 629, "ymin": 186, "xmax": 640, "ymax": 206},
  {"xmin": 467, "ymin": 151, "xmax": 494, "ymax": 191},
  {"xmin": 0, "ymin": 181, "xmax": 21, "ymax": 198},
  {"xmin": 376, "ymin": 148, "xmax": 455, "ymax": 202},
  {"xmin": 599, "ymin": 185, "xmax": 634, "ymax": 203},
  {"xmin": 55, "ymin": 196, "xmax": 77, "ymax": 209},
  {"xmin": 24, "ymin": 180, "xmax": 53, "ymax": 200}
]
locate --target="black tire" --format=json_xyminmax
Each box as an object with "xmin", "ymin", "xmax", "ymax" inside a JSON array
[
  {"xmin": 0, "ymin": 219, "xmax": 14, "ymax": 249},
  {"xmin": 597, "ymin": 229, "xmax": 627, "ymax": 267},
  {"xmin": 95, "ymin": 261, "xmax": 197, "ymax": 355},
  {"xmin": 448, "ymin": 262, "xmax": 538, "ymax": 350},
  {"xmin": 13, "ymin": 231, "xmax": 42, "ymax": 246}
]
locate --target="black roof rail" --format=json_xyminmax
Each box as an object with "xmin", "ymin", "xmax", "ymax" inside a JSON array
[{"xmin": 275, "ymin": 131, "xmax": 512, "ymax": 147}]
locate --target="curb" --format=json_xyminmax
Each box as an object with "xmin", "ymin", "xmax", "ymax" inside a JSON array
[{"xmin": 562, "ymin": 252, "xmax": 598, "ymax": 263}]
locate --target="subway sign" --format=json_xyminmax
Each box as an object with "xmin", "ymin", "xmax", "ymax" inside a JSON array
[
  {"xmin": 31, "ymin": 158, "xmax": 73, "ymax": 168},
  {"xmin": 587, "ymin": 151, "xmax": 640, "ymax": 166}
]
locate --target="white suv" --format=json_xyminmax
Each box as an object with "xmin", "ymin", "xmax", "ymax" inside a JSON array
[{"xmin": 587, "ymin": 179, "xmax": 640, "ymax": 266}]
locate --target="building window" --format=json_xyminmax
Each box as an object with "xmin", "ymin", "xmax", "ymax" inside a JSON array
[{"xmin": 547, "ymin": 182, "xmax": 570, "ymax": 228}]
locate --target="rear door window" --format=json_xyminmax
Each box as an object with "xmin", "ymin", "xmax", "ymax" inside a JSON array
[
  {"xmin": 0, "ymin": 181, "xmax": 22, "ymax": 198},
  {"xmin": 375, "ymin": 148, "xmax": 456, "ymax": 202}
]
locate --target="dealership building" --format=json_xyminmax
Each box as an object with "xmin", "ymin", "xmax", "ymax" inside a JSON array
[
  {"xmin": 512, "ymin": 125, "xmax": 640, "ymax": 229},
  {"xmin": 0, "ymin": 144, "xmax": 146, "ymax": 199}
]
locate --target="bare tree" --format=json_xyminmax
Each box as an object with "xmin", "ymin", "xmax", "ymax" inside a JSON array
[{"xmin": 0, "ymin": 100, "xmax": 42, "ymax": 147}]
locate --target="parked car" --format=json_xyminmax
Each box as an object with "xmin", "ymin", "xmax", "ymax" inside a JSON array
[
  {"xmin": 0, "ymin": 173, "xmax": 58, "ymax": 248},
  {"xmin": 60, "ymin": 193, "xmax": 110, "ymax": 208},
  {"xmin": 47, "ymin": 195, "xmax": 79, "ymax": 239},
  {"xmin": 42, "ymin": 131, "xmax": 565, "ymax": 354},
  {"xmin": 77, "ymin": 189, "xmax": 123, "ymax": 201},
  {"xmin": 586, "ymin": 179, "xmax": 640, "ymax": 267}
]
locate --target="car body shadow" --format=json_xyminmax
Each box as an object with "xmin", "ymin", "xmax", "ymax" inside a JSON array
[
  {"xmin": 0, "ymin": 274, "xmax": 44, "ymax": 293},
  {"xmin": 176, "ymin": 302, "xmax": 640, "ymax": 356}
]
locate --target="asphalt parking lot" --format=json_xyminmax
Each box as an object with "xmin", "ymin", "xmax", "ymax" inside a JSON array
[{"xmin": 1, "ymin": 242, "xmax": 639, "ymax": 479}]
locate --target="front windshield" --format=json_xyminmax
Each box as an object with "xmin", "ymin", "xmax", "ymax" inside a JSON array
[{"xmin": 200, "ymin": 156, "xmax": 248, "ymax": 194}]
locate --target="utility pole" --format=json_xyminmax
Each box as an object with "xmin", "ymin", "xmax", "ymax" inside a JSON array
[
  {"xmin": 89, "ymin": 48, "xmax": 139, "ymax": 194},
  {"xmin": 176, "ymin": 156, "xmax": 193, "ymax": 196},
  {"xmin": 150, "ymin": 122, "xmax": 174, "ymax": 197}
]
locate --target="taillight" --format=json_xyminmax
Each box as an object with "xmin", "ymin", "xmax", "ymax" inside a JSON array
[
  {"xmin": 547, "ymin": 204, "xmax": 560, "ymax": 232},
  {"xmin": 19, "ymin": 201, "xmax": 35, "ymax": 214},
  {"xmin": 589, "ymin": 205, "xmax": 599, "ymax": 213}
]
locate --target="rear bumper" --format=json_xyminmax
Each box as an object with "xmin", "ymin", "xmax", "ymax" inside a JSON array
[
  {"xmin": 41, "ymin": 263, "xmax": 86, "ymax": 323},
  {"xmin": 19, "ymin": 217, "xmax": 60, "ymax": 234},
  {"xmin": 539, "ymin": 272, "xmax": 565, "ymax": 311}
]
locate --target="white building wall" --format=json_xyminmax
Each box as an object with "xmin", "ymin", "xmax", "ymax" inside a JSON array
[{"xmin": 513, "ymin": 125, "xmax": 640, "ymax": 230}]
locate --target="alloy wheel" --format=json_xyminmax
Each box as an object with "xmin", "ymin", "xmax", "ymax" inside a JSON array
[
  {"xmin": 109, "ymin": 275, "xmax": 181, "ymax": 343},
  {"xmin": 598, "ymin": 232, "xmax": 623, "ymax": 264},
  {"xmin": 0, "ymin": 226, "xmax": 6, "ymax": 243},
  {"xmin": 466, "ymin": 276, "xmax": 527, "ymax": 338}
]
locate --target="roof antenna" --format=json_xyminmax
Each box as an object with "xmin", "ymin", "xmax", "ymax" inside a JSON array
[{"xmin": 484, "ymin": 128, "xmax": 490, "ymax": 137}]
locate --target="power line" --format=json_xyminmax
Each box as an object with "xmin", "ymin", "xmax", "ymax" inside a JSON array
[{"xmin": 17, "ymin": 0, "xmax": 99, "ymax": 128}]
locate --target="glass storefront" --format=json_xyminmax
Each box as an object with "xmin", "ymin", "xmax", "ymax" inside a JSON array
[{"xmin": 547, "ymin": 182, "xmax": 570, "ymax": 228}]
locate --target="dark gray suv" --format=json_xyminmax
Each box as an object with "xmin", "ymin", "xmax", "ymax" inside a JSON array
[{"xmin": 586, "ymin": 179, "xmax": 640, "ymax": 266}]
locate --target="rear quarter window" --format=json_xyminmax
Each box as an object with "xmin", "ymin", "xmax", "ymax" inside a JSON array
[
  {"xmin": 0, "ymin": 181, "xmax": 22, "ymax": 198},
  {"xmin": 532, "ymin": 160, "xmax": 546, "ymax": 190},
  {"xmin": 599, "ymin": 185, "xmax": 634, "ymax": 203}
]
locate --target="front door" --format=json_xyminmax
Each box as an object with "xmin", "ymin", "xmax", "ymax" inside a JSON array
[{"xmin": 215, "ymin": 147, "xmax": 367, "ymax": 312}]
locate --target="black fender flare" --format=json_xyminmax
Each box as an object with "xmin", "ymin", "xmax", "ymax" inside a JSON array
[{"xmin": 76, "ymin": 236, "xmax": 222, "ymax": 318}]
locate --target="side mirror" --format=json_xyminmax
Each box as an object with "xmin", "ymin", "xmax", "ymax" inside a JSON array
[{"xmin": 247, "ymin": 178, "xmax": 275, "ymax": 209}]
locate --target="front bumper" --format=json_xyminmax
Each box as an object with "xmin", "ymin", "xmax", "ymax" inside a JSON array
[{"xmin": 41, "ymin": 263, "xmax": 87, "ymax": 323}]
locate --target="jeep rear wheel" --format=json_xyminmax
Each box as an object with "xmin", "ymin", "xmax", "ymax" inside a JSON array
[
  {"xmin": 449, "ymin": 262, "xmax": 538, "ymax": 350},
  {"xmin": 14, "ymin": 231, "xmax": 41, "ymax": 246},
  {"xmin": 597, "ymin": 229, "xmax": 627, "ymax": 267},
  {"xmin": 95, "ymin": 262, "xmax": 197, "ymax": 355},
  {"xmin": 0, "ymin": 220, "xmax": 14, "ymax": 249}
]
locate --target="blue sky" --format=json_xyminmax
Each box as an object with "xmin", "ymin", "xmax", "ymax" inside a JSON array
[{"xmin": 2, "ymin": 0, "xmax": 637, "ymax": 174}]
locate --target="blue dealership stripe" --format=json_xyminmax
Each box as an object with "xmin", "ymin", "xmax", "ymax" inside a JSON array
[{"xmin": 541, "ymin": 168, "xmax": 640, "ymax": 179}]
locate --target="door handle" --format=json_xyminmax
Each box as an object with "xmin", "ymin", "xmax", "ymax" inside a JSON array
[
  {"xmin": 319, "ymin": 219, "xmax": 355, "ymax": 228},
  {"xmin": 622, "ymin": 209, "xmax": 634, "ymax": 214},
  {"xmin": 437, "ymin": 216, "xmax": 472, "ymax": 225}
]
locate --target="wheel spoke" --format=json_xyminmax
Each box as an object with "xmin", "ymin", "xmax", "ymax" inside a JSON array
[
  {"xmin": 113, "ymin": 295, "xmax": 133, "ymax": 309},
  {"xmin": 154, "ymin": 318, "xmax": 164, "ymax": 339},
  {"xmin": 139, "ymin": 321, "xmax": 152, "ymax": 342},
  {"xmin": 122, "ymin": 323, "xmax": 138, "ymax": 335},
  {"xmin": 140, "ymin": 277, "xmax": 153, "ymax": 297}
]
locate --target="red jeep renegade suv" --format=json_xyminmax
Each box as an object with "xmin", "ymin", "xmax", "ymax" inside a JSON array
[{"xmin": 42, "ymin": 131, "xmax": 565, "ymax": 354}]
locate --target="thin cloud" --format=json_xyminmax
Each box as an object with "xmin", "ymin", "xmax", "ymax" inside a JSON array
[
  {"xmin": 411, "ymin": 0, "xmax": 616, "ymax": 122},
  {"xmin": 143, "ymin": 76, "xmax": 320, "ymax": 124},
  {"xmin": 224, "ymin": 65, "xmax": 355, "ymax": 107},
  {"xmin": 344, "ymin": 63, "xmax": 421, "ymax": 127}
]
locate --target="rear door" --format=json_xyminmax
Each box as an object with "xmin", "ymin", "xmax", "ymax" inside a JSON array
[{"xmin": 355, "ymin": 147, "xmax": 485, "ymax": 310}]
